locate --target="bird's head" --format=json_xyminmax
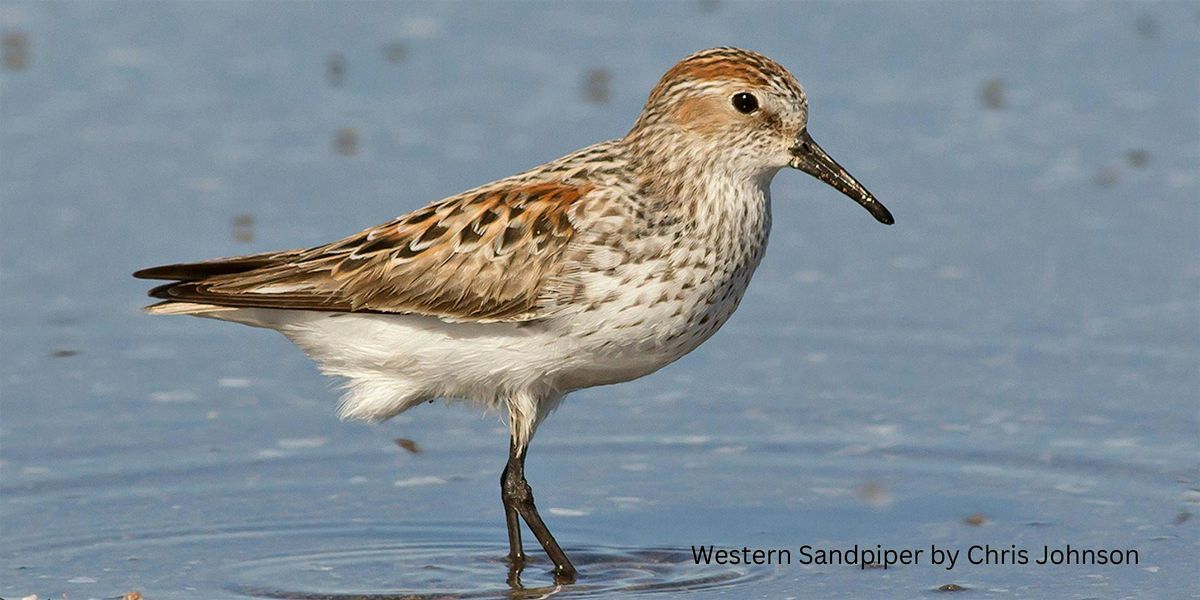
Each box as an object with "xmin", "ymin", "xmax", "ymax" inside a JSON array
[{"xmin": 627, "ymin": 47, "xmax": 892, "ymax": 225}]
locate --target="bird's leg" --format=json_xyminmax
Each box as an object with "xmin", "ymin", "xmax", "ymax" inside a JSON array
[
  {"xmin": 500, "ymin": 454, "xmax": 525, "ymax": 566},
  {"xmin": 501, "ymin": 438, "xmax": 577, "ymax": 583}
]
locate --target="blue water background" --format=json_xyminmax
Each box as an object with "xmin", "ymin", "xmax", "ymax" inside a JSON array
[{"xmin": 2, "ymin": 1, "xmax": 1197, "ymax": 598}]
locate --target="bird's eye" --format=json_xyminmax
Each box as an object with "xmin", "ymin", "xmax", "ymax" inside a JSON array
[{"xmin": 731, "ymin": 92, "xmax": 759, "ymax": 114}]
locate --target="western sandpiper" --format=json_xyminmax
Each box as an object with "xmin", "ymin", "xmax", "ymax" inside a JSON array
[{"xmin": 135, "ymin": 47, "xmax": 893, "ymax": 583}]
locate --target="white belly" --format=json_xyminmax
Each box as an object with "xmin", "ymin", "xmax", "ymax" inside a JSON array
[
  {"xmin": 206, "ymin": 237, "xmax": 761, "ymax": 421},
  {"xmin": 200, "ymin": 185, "xmax": 772, "ymax": 445}
]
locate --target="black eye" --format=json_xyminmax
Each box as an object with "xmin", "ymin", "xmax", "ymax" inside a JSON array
[{"xmin": 732, "ymin": 92, "xmax": 759, "ymax": 114}]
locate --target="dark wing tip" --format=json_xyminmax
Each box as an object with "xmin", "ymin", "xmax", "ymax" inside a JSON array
[
  {"xmin": 134, "ymin": 265, "xmax": 180, "ymax": 280},
  {"xmin": 146, "ymin": 281, "xmax": 183, "ymax": 299},
  {"xmin": 133, "ymin": 250, "xmax": 303, "ymax": 281}
]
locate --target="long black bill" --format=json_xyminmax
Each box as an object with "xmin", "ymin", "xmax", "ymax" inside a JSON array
[{"xmin": 789, "ymin": 130, "xmax": 894, "ymax": 225}]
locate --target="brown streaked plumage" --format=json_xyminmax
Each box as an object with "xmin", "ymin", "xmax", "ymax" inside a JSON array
[
  {"xmin": 135, "ymin": 47, "xmax": 893, "ymax": 585},
  {"xmin": 137, "ymin": 180, "xmax": 592, "ymax": 322},
  {"xmin": 652, "ymin": 47, "xmax": 799, "ymax": 99}
]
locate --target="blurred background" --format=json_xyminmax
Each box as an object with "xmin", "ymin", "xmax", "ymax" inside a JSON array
[{"xmin": 1, "ymin": 1, "xmax": 1196, "ymax": 598}]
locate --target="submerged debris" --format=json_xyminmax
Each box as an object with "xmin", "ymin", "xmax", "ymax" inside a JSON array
[
  {"xmin": 232, "ymin": 213, "xmax": 255, "ymax": 243},
  {"xmin": 858, "ymin": 481, "xmax": 892, "ymax": 508},
  {"xmin": 963, "ymin": 512, "xmax": 987, "ymax": 526},
  {"xmin": 980, "ymin": 78, "xmax": 1006, "ymax": 110},
  {"xmin": 383, "ymin": 42, "xmax": 407, "ymax": 64},
  {"xmin": 326, "ymin": 53, "xmax": 346, "ymax": 87},
  {"xmin": 1094, "ymin": 164, "xmax": 1121, "ymax": 187},
  {"xmin": 583, "ymin": 67, "xmax": 612, "ymax": 104},
  {"xmin": 2, "ymin": 30, "xmax": 29, "ymax": 71},
  {"xmin": 334, "ymin": 127, "xmax": 359, "ymax": 156},
  {"xmin": 936, "ymin": 583, "xmax": 970, "ymax": 592},
  {"xmin": 1135, "ymin": 14, "xmax": 1159, "ymax": 39},
  {"xmin": 1125, "ymin": 149, "xmax": 1150, "ymax": 169}
]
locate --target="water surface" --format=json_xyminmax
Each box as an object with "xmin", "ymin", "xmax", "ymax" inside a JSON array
[{"xmin": 2, "ymin": 2, "xmax": 1197, "ymax": 598}]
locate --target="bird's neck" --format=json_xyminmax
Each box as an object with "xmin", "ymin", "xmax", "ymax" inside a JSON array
[{"xmin": 620, "ymin": 127, "xmax": 777, "ymax": 231}]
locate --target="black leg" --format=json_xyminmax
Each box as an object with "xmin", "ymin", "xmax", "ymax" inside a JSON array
[
  {"xmin": 500, "ymin": 439, "xmax": 577, "ymax": 583},
  {"xmin": 500, "ymin": 458, "xmax": 525, "ymax": 568}
]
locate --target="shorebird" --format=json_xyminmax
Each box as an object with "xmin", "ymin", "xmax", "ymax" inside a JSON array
[{"xmin": 135, "ymin": 47, "xmax": 892, "ymax": 584}]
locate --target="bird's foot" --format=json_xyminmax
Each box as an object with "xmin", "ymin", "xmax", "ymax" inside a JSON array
[{"xmin": 552, "ymin": 563, "xmax": 577, "ymax": 585}]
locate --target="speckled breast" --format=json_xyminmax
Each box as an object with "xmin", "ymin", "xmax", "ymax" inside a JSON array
[{"xmin": 556, "ymin": 192, "xmax": 772, "ymax": 389}]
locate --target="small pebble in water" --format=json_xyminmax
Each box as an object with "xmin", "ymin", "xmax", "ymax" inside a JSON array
[
  {"xmin": 936, "ymin": 583, "xmax": 969, "ymax": 592},
  {"xmin": 963, "ymin": 512, "xmax": 987, "ymax": 526},
  {"xmin": 326, "ymin": 53, "xmax": 346, "ymax": 87},
  {"xmin": 980, "ymin": 78, "xmax": 1006, "ymax": 109},
  {"xmin": 583, "ymin": 67, "xmax": 612, "ymax": 104},
  {"xmin": 383, "ymin": 42, "xmax": 407, "ymax": 64},
  {"xmin": 394, "ymin": 438, "xmax": 423, "ymax": 454},
  {"xmin": 1094, "ymin": 164, "xmax": 1121, "ymax": 187},
  {"xmin": 51, "ymin": 349, "xmax": 79, "ymax": 358},
  {"xmin": 232, "ymin": 213, "xmax": 254, "ymax": 243},
  {"xmin": 1125, "ymin": 149, "xmax": 1150, "ymax": 169},
  {"xmin": 334, "ymin": 127, "xmax": 359, "ymax": 156},
  {"xmin": 2, "ymin": 31, "xmax": 29, "ymax": 71}
]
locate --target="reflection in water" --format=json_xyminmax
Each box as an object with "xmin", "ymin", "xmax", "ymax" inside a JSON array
[{"xmin": 229, "ymin": 544, "xmax": 770, "ymax": 599}]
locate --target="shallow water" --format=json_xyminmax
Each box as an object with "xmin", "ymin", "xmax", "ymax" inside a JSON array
[{"xmin": 1, "ymin": 2, "xmax": 1197, "ymax": 599}]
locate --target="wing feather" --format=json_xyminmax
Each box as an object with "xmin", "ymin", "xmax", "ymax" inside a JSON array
[
  {"xmin": 133, "ymin": 249, "xmax": 307, "ymax": 281},
  {"xmin": 139, "ymin": 180, "xmax": 593, "ymax": 322}
]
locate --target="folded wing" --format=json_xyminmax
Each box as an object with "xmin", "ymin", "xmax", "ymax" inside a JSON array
[{"xmin": 135, "ymin": 181, "xmax": 591, "ymax": 322}]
